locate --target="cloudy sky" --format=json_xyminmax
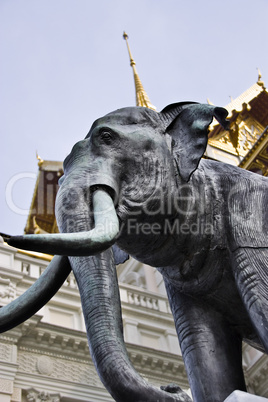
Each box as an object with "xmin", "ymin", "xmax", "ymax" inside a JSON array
[{"xmin": 1, "ymin": 0, "xmax": 267, "ymax": 235}]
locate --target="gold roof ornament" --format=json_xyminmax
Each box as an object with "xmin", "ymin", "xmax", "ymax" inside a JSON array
[
  {"xmin": 257, "ymin": 68, "xmax": 264, "ymax": 87},
  {"xmin": 207, "ymin": 98, "xmax": 214, "ymax": 105},
  {"xmin": 36, "ymin": 151, "xmax": 44, "ymax": 167},
  {"xmin": 123, "ymin": 32, "xmax": 156, "ymax": 110}
]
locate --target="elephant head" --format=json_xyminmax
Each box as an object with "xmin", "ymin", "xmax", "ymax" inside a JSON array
[{"xmin": 3, "ymin": 102, "xmax": 230, "ymax": 402}]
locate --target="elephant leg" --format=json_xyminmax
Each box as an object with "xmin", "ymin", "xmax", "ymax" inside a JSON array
[
  {"xmin": 165, "ymin": 280, "xmax": 246, "ymax": 402},
  {"xmin": 230, "ymin": 247, "xmax": 268, "ymax": 352}
]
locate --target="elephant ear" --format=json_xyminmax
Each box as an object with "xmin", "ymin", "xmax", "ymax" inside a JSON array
[
  {"xmin": 112, "ymin": 245, "xmax": 129, "ymax": 265},
  {"xmin": 163, "ymin": 103, "xmax": 229, "ymax": 182}
]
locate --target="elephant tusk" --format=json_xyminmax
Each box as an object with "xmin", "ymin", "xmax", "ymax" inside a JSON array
[
  {"xmin": 0, "ymin": 255, "xmax": 71, "ymax": 332},
  {"xmin": 8, "ymin": 189, "xmax": 119, "ymax": 256}
]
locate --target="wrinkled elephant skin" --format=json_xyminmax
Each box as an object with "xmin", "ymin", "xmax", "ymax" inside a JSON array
[{"xmin": 5, "ymin": 102, "xmax": 268, "ymax": 402}]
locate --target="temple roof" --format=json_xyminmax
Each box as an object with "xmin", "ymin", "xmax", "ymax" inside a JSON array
[
  {"xmin": 24, "ymin": 159, "xmax": 63, "ymax": 234},
  {"xmin": 239, "ymin": 125, "xmax": 268, "ymax": 175},
  {"xmin": 225, "ymin": 80, "xmax": 266, "ymax": 117},
  {"xmin": 210, "ymin": 76, "xmax": 268, "ymax": 131},
  {"xmin": 207, "ymin": 74, "xmax": 268, "ymax": 165}
]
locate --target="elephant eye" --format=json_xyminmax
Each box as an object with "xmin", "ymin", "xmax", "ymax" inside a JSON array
[{"xmin": 100, "ymin": 130, "xmax": 113, "ymax": 144}]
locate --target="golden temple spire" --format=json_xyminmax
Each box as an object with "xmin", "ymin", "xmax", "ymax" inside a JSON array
[{"xmin": 123, "ymin": 32, "xmax": 156, "ymax": 110}]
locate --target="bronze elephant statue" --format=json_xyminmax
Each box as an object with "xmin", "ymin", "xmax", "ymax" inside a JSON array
[{"xmin": 2, "ymin": 102, "xmax": 268, "ymax": 402}]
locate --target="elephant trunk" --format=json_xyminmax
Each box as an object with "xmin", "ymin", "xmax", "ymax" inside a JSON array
[
  {"xmin": 70, "ymin": 250, "xmax": 190, "ymax": 402},
  {"xmin": 8, "ymin": 190, "xmax": 119, "ymax": 256}
]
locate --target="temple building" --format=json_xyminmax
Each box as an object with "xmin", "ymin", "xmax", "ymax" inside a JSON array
[
  {"xmin": 0, "ymin": 35, "xmax": 267, "ymax": 401},
  {"xmin": 207, "ymin": 69, "xmax": 268, "ymax": 174}
]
